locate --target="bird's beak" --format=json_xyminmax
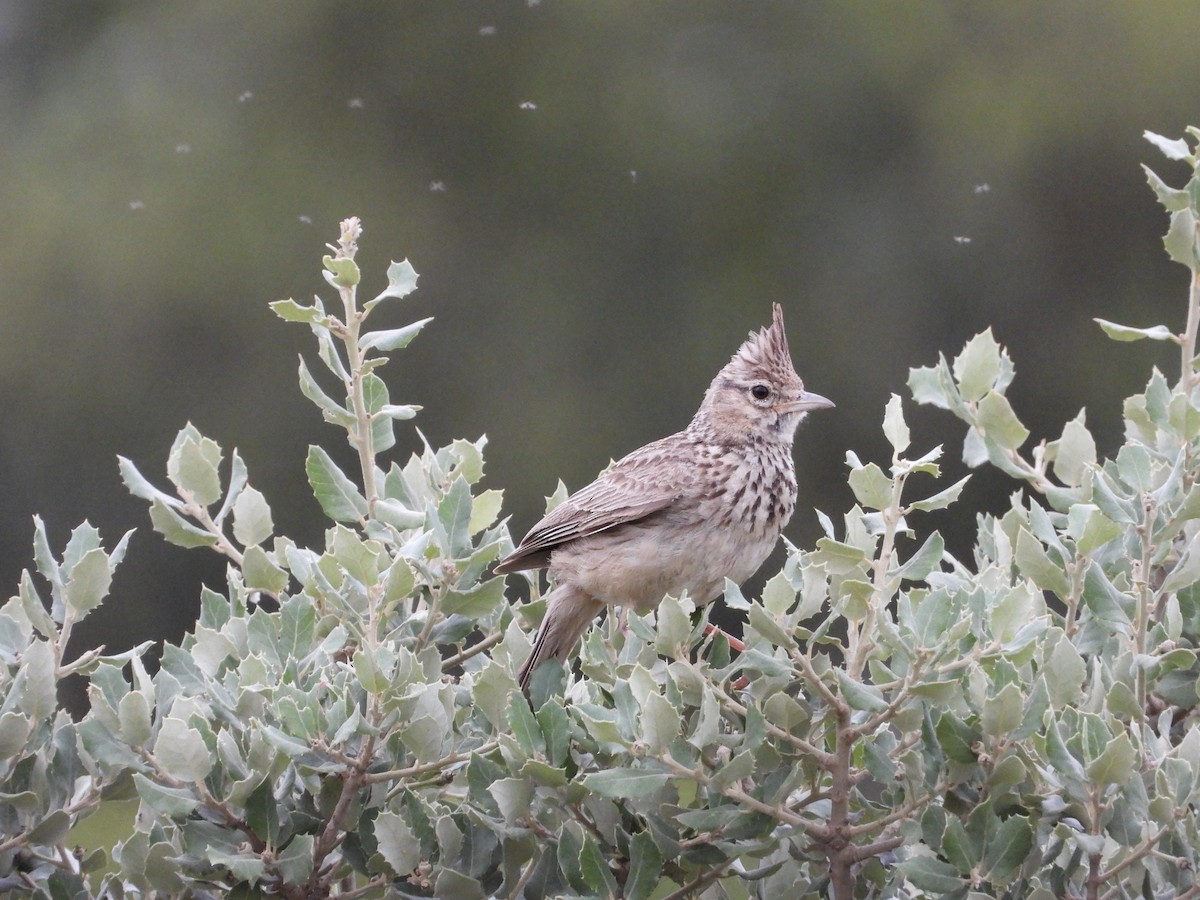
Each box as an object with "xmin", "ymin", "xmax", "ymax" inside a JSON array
[{"xmin": 777, "ymin": 391, "xmax": 835, "ymax": 414}]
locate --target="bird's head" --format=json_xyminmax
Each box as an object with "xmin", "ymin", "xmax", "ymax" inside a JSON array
[{"xmin": 694, "ymin": 303, "xmax": 834, "ymax": 445}]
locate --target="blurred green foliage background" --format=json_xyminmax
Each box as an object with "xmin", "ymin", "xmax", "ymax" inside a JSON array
[{"xmin": 2, "ymin": 2, "xmax": 1196, "ymax": 684}]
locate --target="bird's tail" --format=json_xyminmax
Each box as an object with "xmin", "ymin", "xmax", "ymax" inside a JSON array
[{"xmin": 518, "ymin": 583, "xmax": 604, "ymax": 694}]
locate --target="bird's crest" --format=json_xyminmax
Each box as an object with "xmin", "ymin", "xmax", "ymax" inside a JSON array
[{"xmin": 721, "ymin": 303, "xmax": 797, "ymax": 383}]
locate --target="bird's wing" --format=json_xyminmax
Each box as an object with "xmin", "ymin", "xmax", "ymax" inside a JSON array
[{"xmin": 494, "ymin": 435, "xmax": 692, "ymax": 574}]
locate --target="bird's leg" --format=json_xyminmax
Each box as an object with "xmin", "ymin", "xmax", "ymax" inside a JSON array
[
  {"xmin": 704, "ymin": 624, "xmax": 750, "ymax": 690},
  {"xmin": 703, "ymin": 622, "xmax": 746, "ymax": 652}
]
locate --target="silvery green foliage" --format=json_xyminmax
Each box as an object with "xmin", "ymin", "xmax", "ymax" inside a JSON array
[{"xmin": 4, "ymin": 129, "xmax": 1200, "ymax": 898}]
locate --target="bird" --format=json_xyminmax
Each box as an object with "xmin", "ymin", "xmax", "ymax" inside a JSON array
[{"xmin": 494, "ymin": 304, "xmax": 833, "ymax": 692}]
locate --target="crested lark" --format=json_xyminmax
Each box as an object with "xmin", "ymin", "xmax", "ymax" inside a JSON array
[{"xmin": 495, "ymin": 304, "xmax": 832, "ymax": 691}]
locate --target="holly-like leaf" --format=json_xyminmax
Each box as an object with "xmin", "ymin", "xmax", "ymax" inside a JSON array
[
  {"xmin": 1144, "ymin": 130, "xmax": 1193, "ymax": 161},
  {"xmin": 64, "ymin": 547, "xmax": 112, "ymax": 618},
  {"xmin": 882, "ymin": 393, "xmax": 910, "ymax": 452},
  {"xmin": 1094, "ymin": 319, "xmax": 1175, "ymax": 343},
  {"xmin": 232, "ymin": 486, "xmax": 274, "ymax": 547},
  {"xmin": 305, "ymin": 446, "xmax": 368, "ymax": 523},
  {"xmin": 359, "ymin": 317, "xmax": 433, "ymax": 353},
  {"xmin": 365, "ymin": 258, "xmax": 420, "ymax": 311},
  {"xmin": 374, "ymin": 811, "xmax": 420, "ymax": 876},
  {"xmin": 580, "ymin": 768, "xmax": 671, "ymax": 798},
  {"xmin": 953, "ymin": 330, "xmax": 1003, "ymax": 402}
]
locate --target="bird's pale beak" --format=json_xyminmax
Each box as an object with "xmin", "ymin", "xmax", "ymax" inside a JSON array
[{"xmin": 777, "ymin": 391, "xmax": 835, "ymax": 414}]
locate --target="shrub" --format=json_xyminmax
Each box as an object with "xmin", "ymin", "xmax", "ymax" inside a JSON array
[{"xmin": 3, "ymin": 129, "xmax": 1200, "ymax": 899}]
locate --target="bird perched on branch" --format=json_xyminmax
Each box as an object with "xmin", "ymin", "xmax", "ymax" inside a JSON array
[{"xmin": 495, "ymin": 304, "xmax": 833, "ymax": 692}]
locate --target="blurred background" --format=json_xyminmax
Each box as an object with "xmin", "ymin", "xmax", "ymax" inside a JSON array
[{"xmin": 2, "ymin": 2, "xmax": 1197, "ymax": 687}]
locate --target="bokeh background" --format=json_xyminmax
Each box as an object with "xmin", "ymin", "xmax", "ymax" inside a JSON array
[{"xmin": 2, "ymin": 3, "xmax": 1197, "ymax": 685}]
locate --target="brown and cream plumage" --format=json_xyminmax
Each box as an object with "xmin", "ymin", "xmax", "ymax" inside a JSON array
[{"xmin": 496, "ymin": 304, "xmax": 832, "ymax": 691}]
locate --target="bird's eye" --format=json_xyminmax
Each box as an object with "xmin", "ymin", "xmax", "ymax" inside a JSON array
[{"xmin": 750, "ymin": 384, "xmax": 771, "ymax": 401}]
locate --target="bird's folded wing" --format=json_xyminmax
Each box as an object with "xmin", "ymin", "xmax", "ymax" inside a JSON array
[{"xmin": 494, "ymin": 442, "xmax": 687, "ymax": 573}]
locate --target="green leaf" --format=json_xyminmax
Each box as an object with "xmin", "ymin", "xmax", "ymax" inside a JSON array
[
  {"xmin": 988, "ymin": 585, "xmax": 1036, "ymax": 648},
  {"xmin": 580, "ymin": 768, "xmax": 670, "ymax": 799},
  {"xmin": 835, "ymin": 670, "xmax": 887, "ymax": 712},
  {"xmin": 1093, "ymin": 318, "xmax": 1175, "ymax": 342},
  {"xmin": 469, "ymin": 489, "xmax": 504, "ymax": 535},
  {"xmin": 330, "ymin": 524, "xmax": 382, "ymax": 586},
  {"xmin": 65, "ymin": 547, "xmax": 112, "ymax": 618},
  {"xmin": 536, "ymin": 698, "xmax": 571, "ymax": 767},
  {"xmin": 687, "ymin": 686, "xmax": 721, "ymax": 749},
  {"xmin": 363, "ymin": 372, "xmax": 396, "ymax": 453},
  {"xmin": 1046, "ymin": 636, "xmax": 1086, "ymax": 708},
  {"xmin": 935, "ymin": 712, "xmax": 979, "ymax": 764},
  {"xmin": 353, "ymin": 648, "xmax": 386, "ymax": 693},
  {"xmin": 1065, "ymin": 504, "xmax": 1120, "ymax": 555},
  {"xmin": 130, "ymin": 774, "xmax": 200, "ymax": 819},
  {"xmin": 381, "ymin": 558, "xmax": 416, "ymax": 604},
  {"xmin": 1045, "ymin": 717, "xmax": 1086, "ymax": 783},
  {"xmin": 305, "ymin": 446, "xmax": 368, "ymax": 522},
  {"xmin": 17, "ymin": 638, "xmax": 55, "ymax": 722},
  {"xmin": 882, "ymin": 393, "xmax": 910, "ymax": 452},
  {"xmin": 0, "ymin": 711, "xmax": 30, "ymax": 757},
  {"xmin": 1142, "ymin": 164, "xmax": 1191, "ymax": 211},
  {"xmin": 1090, "ymin": 468, "xmax": 1137, "ymax": 524},
  {"xmin": 507, "ymin": 693, "xmax": 545, "ymax": 756},
  {"xmin": 148, "ymin": 498, "xmax": 218, "ymax": 549},
  {"xmin": 26, "ymin": 810, "xmax": 71, "ymax": 847},
  {"xmin": 1145, "ymin": 130, "xmax": 1193, "ymax": 161},
  {"xmin": 1015, "ymin": 529, "xmax": 1069, "ymax": 598},
  {"xmin": 375, "ymin": 499, "xmax": 425, "ymax": 530},
  {"xmin": 579, "ymin": 829, "xmax": 619, "ymax": 896},
  {"xmin": 750, "ymin": 574, "xmax": 788, "ymax": 621},
  {"xmin": 280, "ymin": 595, "xmax": 316, "ymax": 660},
  {"xmin": 118, "ymin": 691, "xmax": 153, "ymax": 747},
  {"xmin": 32, "ymin": 514, "xmax": 62, "ymax": 592},
  {"xmin": 118, "ymin": 455, "xmax": 181, "ymax": 507},
  {"xmin": 397, "ymin": 715, "xmax": 444, "ymax": 762},
  {"xmin": 897, "ymin": 855, "xmax": 966, "ymax": 892},
  {"xmin": 976, "ymin": 391, "xmax": 1029, "ymax": 450},
  {"xmin": 322, "ymin": 254, "xmax": 360, "ymax": 287},
  {"xmin": 359, "ymin": 316, "xmax": 433, "ymax": 353},
  {"xmin": 1087, "ymin": 732, "xmax": 1136, "ymax": 786},
  {"xmin": 1165, "ymin": 207, "xmax": 1200, "ymax": 267},
  {"xmin": 297, "ymin": 356, "xmax": 355, "ymax": 428},
  {"xmin": 953, "ymin": 329, "xmax": 1003, "ymax": 402},
  {"xmin": 488, "ymin": 777, "xmax": 534, "ymax": 826},
  {"xmin": 269, "ymin": 298, "xmax": 328, "ymax": 325},
  {"xmin": 154, "ymin": 717, "xmax": 214, "ymax": 782},
  {"xmin": 232, "ymin": 485, "xmax": 274, "ymax": 547},
  {"xmin": 848, "ymin": 460, "xmax": 891, "ymax": 510},
  {"xmin": 1081, "ymin": 562, "xmax": 1132, "ymax": 630},
  {"xmin": 625, "ymin": 831, "xmax": 664, "ymax": 900},
  {"xmin": 275, "ymin": 834, "xmax": 314, "ymax": 884},
  {"xmin": 982, "ymin": 814, "xmax": 1033, "ymax": 883},
  {"xmin": 167, "ymin": 432, "xmax": 223, "ymax": 506},
  {"xmin": 18, "ymin": 571, "xmax": 54, "ymax": 637},
  {"xmin": 655, "ymin": 594, "xmax": 691, "ymax": 656},
  {"xmin": 374, "ymin": 811, "xmax": 420, "ymax": 876},
  {"xmin": 941, "ymin": 817, "xmax": 976, "ymax": 873},
  {"xmin": 1051, "ymin": 413, "xmax": 1097, "ymax": 487},
  {"xmin": 437, "ymin": 476, "xmax": 474, "ymax": 558},
  {"xmin": 365, "ymin": 258, "xmax": 420, "ymax": 310},
  {"xmin": 641, "ymin": 692, "xmax": 680, "ymax": 753},
  {"xmin": 242, "ymin": 546, "xmax": 288, "ymax": 594},
  {"xmin": 897, "ymin": 531, "xmax": 944, "ymax": 581},
  {"xmin": 1161, "ymin": 529, "xmax": 1200, "ymax": 593},
  {"xmin": 814, "ymin": 537, "xmax": 869, "ymax": 574},
  {"xmin": 981, "ymin": 683, "xmax": 1024, "ymax": 738},
  {"xmin": 441, "ymin": 578, "xmax": 505, "ymax": 619},
  {"xmin": 910, "ymin": 475, "xmax": 970, "ymax": 512},
  {"xmin": 907, "ymin": 356, "xmax": 959, "ymax": 411}
]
